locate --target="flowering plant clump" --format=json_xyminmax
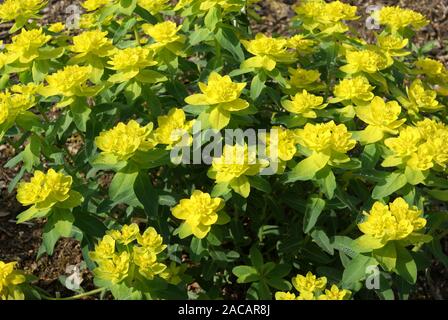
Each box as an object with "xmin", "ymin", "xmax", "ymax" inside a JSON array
[{"xmin": 1, "ymin": 0, "xmax": 448, "ymax": 301}]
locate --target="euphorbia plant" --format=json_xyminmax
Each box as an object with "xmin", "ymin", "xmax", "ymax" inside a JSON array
[{"xmin": 1, "ymin": 0, "xmax": 448, "ymax": 301}]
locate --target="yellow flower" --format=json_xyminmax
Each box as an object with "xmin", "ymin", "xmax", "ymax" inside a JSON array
[
  {"xmin": 184, "ymin": 72, "xmax": 249, "ymax": 130},
  {"xmin": 275, "ymin": 292, "xmax": 297, "ymax": 300},
  {"xmin": 318, "ymin": 285, "xmax": 351, "ymax": 300},
  {"xmin": 143, "ymin": 21, "xmax": 185, "ymax": 55},
  {"xmin": 152, "ymin": 108, "xmax": 194, "ymax": 148},
  {"xmin": 208, "ymin": 144, "xmax": 266, "ymax": 198},
  {"xmin": 294, "ymin": 0, "xmax": 358, "ymax": 34},
  {"xmin": 108, "ymin": 47, "xmax": 160, "ymax": 83},
  {"xmin": 171, "ymin": 190, "xmax": 225, "ymax": 239},
  {"xmin": 90, "ymin": 235, "xmax": 116, "ymax": 262},
  {"xmin": 296, "ymin": 291, "xmax": 316, "ymax": 300},
  {"xmin": 16, "ymin": 169, "xmax": 78, "ymax": 210},
  {"xmin": 376, "ymin": 34, "xmax": 409, "ymax": 57},
  {"xmin": 355, "ymin": 97, "xmax": 405, "ymax": 144},
  {"xmin": 282, "ymin": 90, "xmax": 326, "ymax": 118},
  {"xmin": 137, "ymin": 0, "xmax": 170, "ymax": 15},
  {"xmin": 133, "ymin": 247, "xmax": 167, "ymax": 280},
  {"xmin": 137, "ymin": 227, "xmax": 167, "ymax": 254},
  {"xmin": 357, "ymin": 198, "xmax": 427, "ymax": 249},
  {"xmin": 0, "ymin": 261, "xmax": 26, "ymax": 300},
  {"xmin": 70, "ymin": 30, "xmax": 115, "ymax": 60},
  {"xmin": 95, "ymin": 120, "xmax": 156, "ymax": 160},
  {"xmin": 288, "ymin": 67, "xmax": 321, "ymax": 90},
  {"xmin": 415, "ymin": 58, "xmax": 448, "ymax": 80},
  {"xmin": 384, "ymin": 126, "xmax": 421, "ymax": 160},
  {"xmin": 332, "ymin": 76, "xmax": 375, "ymax": 105},
  {"xmin": 0, "ymin": 86, "xmax": 37, "ymax": 125},
  {"xmin": 265, "ymin": 126, "xmax": 300, "ymax": 162},
  {"xmin": 376, "ymin": 6, "xmax": 428, "ymax": 31},
  {"xmin": 48, "ymin": 22, "xmax": 65, "ymax": 33},
  {"xmin": 40, "ymin": 65, "xmax": 101, "ymax": 103},
  {"xmin": 93, "ymin": 252, "xmax": 130, "ymax": 284},
  {"xmin": 6, "ymin": 28, "xmax": 51, "ymax": 64},
  {"xmin": 241, "ymin": 33, "xmax": 296, "ymax": 71},
  {"xmin": 108, "ymin": 223, "xmax": 140, "ymax": 245},
  {"xmin": 297, "ymin": 121, "xmax": 356, "ymax": 163},
  {"xmin": 341, "ymin": 49, "xmax": 392, "ymax": 74},
  {"xmin": 0, "ymin": 0, "xmax": 46, "ymax": 23},
  {"xmin": 405, "ymin": 79, "xmax": 441, "ymax": 114},
  {"xmin": 82, "ymin": 0, "xmax": 114, "ymax": 12},
  {"xmin": 292, "ymin": 271, "xmax": 327, "ymax": 294},
  {"xmin": 287, "ymin": 34, "xmax": 316, "ymax": 54},
  {"xmin": 199, "ymin": 0, "xmax": 244, "ymax": 12}
]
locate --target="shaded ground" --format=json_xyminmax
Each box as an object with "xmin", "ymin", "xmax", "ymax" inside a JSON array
[{"xmin": 0, "ymin": 0, "xmax": 447, "ymax": 299}]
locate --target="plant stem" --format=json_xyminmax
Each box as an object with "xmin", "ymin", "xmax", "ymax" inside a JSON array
[{"xmin": 41, "ymin": 287, "xmax": 106, "ymax": 301}]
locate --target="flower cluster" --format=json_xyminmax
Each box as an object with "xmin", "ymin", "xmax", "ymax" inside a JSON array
[
  {"xmin": 0, "ymin": 261, "xmax": 26, "ymax": 300},
  {"xmin": 275, "ymin": 272, "xmax": 351, "ymax": 300},
  {"xmin": 90, "ymin": 224, "xmax": 168, "ymax": 283}
]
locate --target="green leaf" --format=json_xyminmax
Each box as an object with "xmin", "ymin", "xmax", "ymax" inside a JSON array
[
  {"xmin": 204, "ymin": 6, "xmax": 221, "ymax": 31},
  {"xmin": 342, "ymin": 254, "xmax": 378, "ymax": 287},
  {"xmin": 311, "ymin": 229, "xmax": 333, "ymax": 255},
  {"xmin": 71, "ymin": 100, "xmax": 91, "ymax": 132},
  {"xmin": 316, "ymin": 167, "xmax": 336, "ymax": 199},
  {"xmin": 232, "ymin": 266, "xmax": 259, "ymax": 283},
  {"xmin": 109, "ymin": 168, "xmax": 139, "ymax": 205},
  {"xmin": 285, "ymin": 153, "xmax": 330, "ymax": 182},
  {"xmin": 373, "ymin": 241, "xmax": 397, "ymax": 271},
  {"xmin": 303, "ymin": 196, "xmax": 325, "ymax": 233},
  {"xmin": 113, "ymin": 17, "xmax": 136, "ymax": 44},
  {"xmin": 42, "ymin": 209, "xmax": 74, "ymax": 255},
  {"xmin": 134, "ymin": 171, "xmax": 159, "ymax": 218},
  {"xmin": 372, "ymin": 172, "xmax": 407, "ymax": 199},
  {"xmin": 249, "ymin": 246, "xmax": 264, "ymax": 270},
  {"xmin": 250, "ymin": 73, "xmax": 265, "ymax": 100},
  {"xmin": 394, "ymin": 245, "xmax": 417, "ymax": 284},
  {"xmin": 215, "ymin": 26, "xmax": 245, "ymax": 62},
  {"xmin": 16, "ymin": 207, "xmax": 51, "ymax": 224},
  {"xmin": 188, "ymin": 28, "xmax": 212, "ymax": 46},
  {"xmin": 211, "ymin": 182, "xmax": 230, "ymax": 197},
  {"xmin": 110, "ymin": 282, "xmax": 142, "ymax": 300},
  {"xmin": 247, "ymin": 175, "xmax": 271, "ymax": 193},
  {"xmin": 23, "ymin": 135, "xmax": 41, "ymax": 171},
  {"xmin": 404, "ymin": 166, "xmax": 427, "ymax": 185}
]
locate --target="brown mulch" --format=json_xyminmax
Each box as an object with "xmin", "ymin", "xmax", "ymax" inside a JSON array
[{"xmin": 0, "ymin": 0, "xmax": 447, "ymax": 300}]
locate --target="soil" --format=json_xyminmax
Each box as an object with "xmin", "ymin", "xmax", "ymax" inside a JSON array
[{"xmin": 0, "ymin": 0, "xmax": 447, "ymax": 300}]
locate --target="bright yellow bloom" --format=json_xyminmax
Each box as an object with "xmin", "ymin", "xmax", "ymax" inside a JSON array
[
  {"xmin": 143, "ymin": 21, "xmax": 185, "ymax": 55},
  {"xmin": 266, "ymin": 126, "xmax": 300, "ymax": 162},
  {"xmin": 296, "ymin": 291, "xmax": 316, "ymax": 300},
  {"xmin": 287, "ymin": 34, "xmax": 316, "ymax": 54},
  {"xmin": 275, "ymin": 292, "xmax": 297, "ymax": 300},
  {"xmin": 415, "ymin": 58, "xmax": 448, "ymax": 80},
  {"xmin": 93, "ymin": 252, "xmax": 130, "ymax": 284},
  {"xmin": 294, "ymin": 0, "xmax": 358, "ymax": 34},
  {"xmin": 16, "ymin": 169, "xmax": 77, "ymax": 210},
  {"xmin": 355, "ymin": 97, "xmax": 405, "ymax": 144},
  {"xmin": 241, "ymin": 34, "xmax": 296, "ymax": 71},
  {"xmin": 297, "ymin": 121, "xmax": 356, "ymax": 164},
  {"xmin": 341, "ymin": 49, "xmax": 392, "ymax": 74},
  {"xmin": 90, "ymin": 235, "xmax": 116, "ymax": 262},
  {"xmin": 137, "ymin": 227, "xmax": 167, "ymax": 253},
  {"xmin": 152, "ymin": 108, "xmax": 194, "ymax": 148},
  {"xmin": 6, "ymin": 28, "xmax": 51, "ymax": 64},
  {"xmin": 288, "ymin": 67, "xmax": 321, "ymax": 90},
  {"xmin": 108, "ymin": 223, "xmax": 140, "ymax": 245},
  {"xmin": 138, "ymin": 0, "xmax": 170, "ymax": 14},
  {"xmin": 108, "ymin": 47, "xmax": 160, "ymax": 83},
  {"xmin": 40, "ymin": 65, "xmax": 100, "ymax": 101},
  {"xmin": 318, "ymin": 285, "xmax": 351, "ymax": 300},
  {"xmin": 208, "ymin": 144, "xmax": 266, "ymax": 198},
  {"xmin": 292, "ymin": 271, "xmax": 327, "ymax": 294},
  {"xmin": 376, "ymin": 6, "xmax": 428, "ymax": 31},
  {"xmin": 357, "ymin": 198, "xmax": 427, "ymax": 249},
  {"xmin": 332, "ymin": 76, "xmax": 375, "ymax": 105},
  {"xmin": 0, "ymin": 86, "xmax": 37, "ymax": 125},
  {"xmin": 404, "ymin": 79, "xmax": 441, "ymax": 114},
  {"xmin": 132, "ymin": 246, "xmax": 167, "ymax": 280},
  {"xmin": 185, "ymin": 72, "xmax": 249, "ymax": 130},
  {"xmin": 0, "ymin": 261, "xmax": 26, "ymax": 300},
  {"xmin": 282, "ymin": 90, "xmax": 326, "ymax": 118},
  {"xmin": 171, "ymin": 190, "xmax": 225, "ymax": 239},
  {"xmin": 95, "ymin": 120, "xmax": 156, "ymax": 160},
  {"xmin": 82, "ymin": 0, "xmax": 114, "ymax": 12},
  {"xmin": 0, "ymin": 0, "xmax": 46, "ymax": 23},
  {"xmin": 383, "ymin": 120, "xmax": 448, "ymax": 172},
  {"xmin": 199, "ymin": 0, "xmax": 245, "ymax": 12},
  {"xmin": 70, "ymin": 30, "xmax": 115, "ymax": 60},
  {"xmin": 376, "ymin": 34, "xmax": 409, "ymax": 57},
  {"xmin": 48, "ymin": 22, "xmax": 65, "ymax": 33}
]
